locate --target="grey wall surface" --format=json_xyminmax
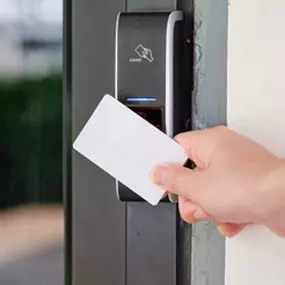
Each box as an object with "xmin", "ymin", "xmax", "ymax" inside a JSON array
[{"xmin": 191, "ymin": 0, "xmax": 228, "ymax": 285}]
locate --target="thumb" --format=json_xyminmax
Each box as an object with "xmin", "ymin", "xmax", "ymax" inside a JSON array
[{"xmin": 150, "ymin": 164, "xmax": 207, "ymax": 199}]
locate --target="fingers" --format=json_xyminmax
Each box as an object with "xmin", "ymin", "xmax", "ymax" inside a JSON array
[
  {"xmin": 150, "ymin": 164, "xmax": 208, "ymax": 199},
  {"xmin": 178, "ymin": 197, "xmax": 209, "ymax": 224},
  {"xmin": 174, "ymin": 126, "xmax": 228, "ymax": 168},
  {"xmin": 217, "ymin": 223, "xmax": 247, "ymax": 238},
  {"xmin": 151, "ymin": 127, "xmax": 229, "ymax": 199},
  {"xmin": 266, "ymin": 225, "xmax": 285, "ymax": 238},
  {"xmin": 178, "ymin": 198, "xmax": 247, "ymax": 237}
]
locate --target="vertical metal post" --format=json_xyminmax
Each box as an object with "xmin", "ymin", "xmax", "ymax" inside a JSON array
[
  {"xmin": 63, "ymin": 0, "xmax": 72, "ymax": 283},
  {"xmin": 66, "ymin": 1, "xmax": 126, "ymax": 285}
]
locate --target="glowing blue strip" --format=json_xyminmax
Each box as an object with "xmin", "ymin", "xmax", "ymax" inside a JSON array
[{"xmin": 126, "ymin": 97, "xmax": 157, "ymax": 103}]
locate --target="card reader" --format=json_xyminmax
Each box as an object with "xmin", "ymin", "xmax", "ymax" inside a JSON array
[{"xmin": 115, "ymin": 11, "xmax": 192, "ymax": 203}]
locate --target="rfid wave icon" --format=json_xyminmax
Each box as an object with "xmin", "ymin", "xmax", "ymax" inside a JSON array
[{"xmin": 134, "ymin": 44, "xmax": 154, "ymax": 62}]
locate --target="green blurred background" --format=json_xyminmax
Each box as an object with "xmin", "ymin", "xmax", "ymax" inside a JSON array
[{"xmin": 0, "ymin": 74, "xmax": 62, "ymax": 210}]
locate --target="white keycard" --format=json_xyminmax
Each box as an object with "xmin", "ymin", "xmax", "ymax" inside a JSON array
[{"xmin": 73, "ymin": 94, "xmax": 188, "ymax": 206}]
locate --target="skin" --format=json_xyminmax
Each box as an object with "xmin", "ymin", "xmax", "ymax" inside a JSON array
[{"xmin": 150, "ymin": 126, "xmax": 285, "ymax": 238}]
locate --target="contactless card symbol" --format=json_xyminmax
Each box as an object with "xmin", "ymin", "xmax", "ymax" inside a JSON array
[
  {"xmin": 129, "ymin": 44, "xmax": 154, "ymax": 63},
  {"xmin": 135, "ymin": 44, "xmax": 154, "ymax": 62}
]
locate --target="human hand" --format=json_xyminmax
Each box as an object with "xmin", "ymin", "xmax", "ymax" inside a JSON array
[{"xmin": 151, "ymin": 126, "xmax": 285, "ymax": 237}]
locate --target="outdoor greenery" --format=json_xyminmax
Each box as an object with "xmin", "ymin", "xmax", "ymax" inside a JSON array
[{"xmin": 0, "ymin": 74, "xmax": 63, "ymax": 209}]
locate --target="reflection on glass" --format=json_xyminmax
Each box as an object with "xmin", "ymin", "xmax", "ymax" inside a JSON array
[{"xmin": 0, "ymin": 1, "xmax": 64, "ymax": 284}]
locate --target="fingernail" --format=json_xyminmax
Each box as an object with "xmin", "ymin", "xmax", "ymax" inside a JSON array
[
  {"xmin": 217, "ymin": 224, "xmax": 228, "ymax": 237},
  {"xmin": 217, "ymin": 223, "xmax": 240, "ymax": 238},
  {"xmin": 186, "ymin": 217, "xmax": 198, "ymax": 224},
  {"xmin": 151, "ymin": 164, "xmax": 169, "ymax": 186},
  {"xmin": 193, "ymin": 208, "xmax": 209, "ymax": 221},
  {"xmin": 161, "ymin": 192, "xmax": 168, "ymax": 199}
]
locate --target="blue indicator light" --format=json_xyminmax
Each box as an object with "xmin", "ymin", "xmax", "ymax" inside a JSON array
[{"xmin": 126, "ymin": 97, "xmax": 157, "ymax": 103}]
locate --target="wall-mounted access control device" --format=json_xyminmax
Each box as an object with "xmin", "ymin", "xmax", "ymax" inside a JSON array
[{"xmin": 115, "ymin": 11, "xmax": 192, "ymax": 203}]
